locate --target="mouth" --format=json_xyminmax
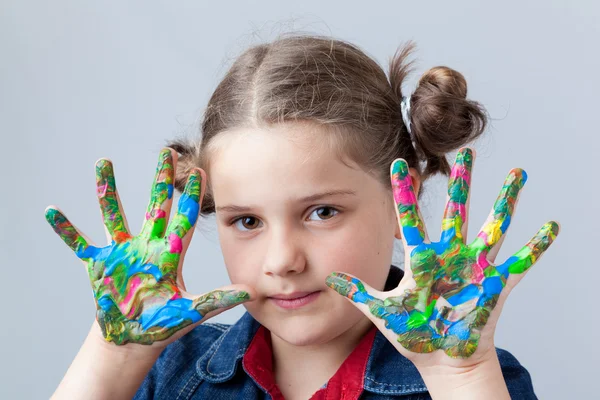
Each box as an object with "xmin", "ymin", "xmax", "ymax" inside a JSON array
[{"xmin": 268, "ymin": 291, "xmax": 321, "ymax": 309}]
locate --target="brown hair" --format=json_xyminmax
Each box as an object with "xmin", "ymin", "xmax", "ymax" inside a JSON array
[{"xmin": 168, "ymin": 34, "xmax": 488, "ymax": 214}]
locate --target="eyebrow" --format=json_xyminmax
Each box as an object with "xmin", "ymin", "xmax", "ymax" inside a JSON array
[{"xmin": 216, "ymin": 189, "xmax": 357, "ymax": 213}]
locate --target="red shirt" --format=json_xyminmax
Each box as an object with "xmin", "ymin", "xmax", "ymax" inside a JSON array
[{"xmin": 242, "ymin": 325, "xmax": 378, "ymax": 399}]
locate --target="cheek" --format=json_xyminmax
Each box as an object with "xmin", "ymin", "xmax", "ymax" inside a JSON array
[
  {"xmin": 217, "ymin": 230, "xmax": 264, "ymax": 285},
  {"xmin": 315, "ymin": 211, "xmax": 395, "ymax": 289}
]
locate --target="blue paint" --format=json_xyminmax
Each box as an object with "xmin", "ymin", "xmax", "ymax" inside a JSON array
[
  {"xmin": 477, "ymin": 276, "xmax": 504, "ymax": 306},
  {"xmin": 430, "ymin": 308, "xmax": 440, "ymax": 321},
  {"xmin": 402, "ymin": 226, "xmax": 424, "ymax": 246},
  {"xmin": 482, "ymin": 276, "xmax": 503, "ymax": 296},
  {"xmin": 446, "ymin": 284, "xmax": 481, "ymax": 306},
  {"xmin": 408, "ymin": 240, "xmax": 453, "ymax": 265},
  {"xmin": 382, "ymin": 311, "xmax": 411, "ymax": 334},
  {"xmin": 127, "ymin": 261, "xmax": 163, "ymax": 282},
  {"xmin": 178, "ymin": 193, "xmax": 199, "ymax": 227},
  {"xmin": 167, "ymin": 183, "xmax": 174, "ymax": 199},
  {"xmin": 448, "ymin": 319, "xmax": 470, "ymax": 340},
  {"xmin": 496, "ymin": 256, "xmax": 517, "ymax": 278},
  {"xmin": 77, "ymin": 244, "xmax": 100, "ymax": 260},
  {"xmin": 430, "ymin": 239, "xmax": 451, "ymax": 256},
  {"xmin": 430, "ymin": 329, "xmax": 443, "ymax": 340},
  {"xmin": 97, "ymin": 294, "xmax": 115, "ymax": 312},
  {"xmin": 353, "ymin": 289, "xmax": 375, "ymax": 304},
  {"xmin": 440, "ymin": 226, "xmax": 456, "ymax": 245},
  {"xmin": 103, "ymin": 242, "xmax": 130, "ymax": 275},
  {"xmin": 87, "ymin": 241, "xmax": 163, "ymax": 281},
  {"xmin": 138, "ymin": 298, "xmax": 201, "ymax": 330},
  {"xmin": 500, "ymin": 214, "xmax": 511, "ymax": 234}
]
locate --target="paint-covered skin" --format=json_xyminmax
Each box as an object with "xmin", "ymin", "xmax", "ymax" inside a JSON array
[
  {"xmin": 326, "ymin": 148, "xmax": 559, "ymax": 358},
  {"xmin": 46, "ymin": 149, "xmax": 250, "ymax": 345}
]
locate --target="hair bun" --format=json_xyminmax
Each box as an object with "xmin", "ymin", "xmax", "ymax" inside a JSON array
[
  {"xmin": 410, "ymin": 66, "xmax": 488, "ymax": 178},
  {"xmin": 418, "ymin": 66, "xmax": 468, "ymax": 99}
]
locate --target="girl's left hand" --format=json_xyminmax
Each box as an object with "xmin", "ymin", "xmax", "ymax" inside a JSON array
[{"xmin": 326, "ymin": 147, "xmax": 559, "ymax": 369}]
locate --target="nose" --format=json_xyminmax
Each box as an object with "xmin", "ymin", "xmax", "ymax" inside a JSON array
[{"xmin": 263, "ymin": 224, "xmax": 306, "ymax": 277}]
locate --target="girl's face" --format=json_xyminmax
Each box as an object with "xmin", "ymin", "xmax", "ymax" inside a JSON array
[{"xmin": 209, "ymin": 122, "xmax": 400, "ymax": 346}]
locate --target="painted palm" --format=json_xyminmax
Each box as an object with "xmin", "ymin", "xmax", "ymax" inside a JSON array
[
  {"xmin": 46, "ymin": 149, "xmax": 249, "ymax": 345},
  {"xmin": 327, "ymin": 148, "xmax": 558, "ymax": 358}
]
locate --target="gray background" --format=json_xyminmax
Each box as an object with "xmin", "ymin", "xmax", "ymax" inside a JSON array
[{"xmin": 1, "ymin": 1, "xmax": 597, "ymax": 398}]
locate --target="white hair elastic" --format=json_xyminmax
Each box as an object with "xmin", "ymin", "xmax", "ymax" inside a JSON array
[{"xmin": 400, "ymin": 95, "xmax": 412, "ymax": 135}]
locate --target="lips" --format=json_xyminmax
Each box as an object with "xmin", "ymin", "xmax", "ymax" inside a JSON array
[
  {"xmin": 268, "ymin": 291, "xmax": 321, "ymax": 309},
  {"xmin": 269, "ymin": 291, "xmax": 316, "ymax": 300}
]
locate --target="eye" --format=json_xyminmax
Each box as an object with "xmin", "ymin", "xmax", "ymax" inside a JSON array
[
  {"xmin": 307, "ymin": 206, "xmax": 339, "ymax": 221},
  {"xmin": 232, "ymin": 216, "xmax": 262, "ymax": 231}
]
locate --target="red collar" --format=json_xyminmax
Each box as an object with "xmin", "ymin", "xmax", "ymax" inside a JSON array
[{"xmin": 242, "ymin": 324, "xmax": 377, "ymax": 399}]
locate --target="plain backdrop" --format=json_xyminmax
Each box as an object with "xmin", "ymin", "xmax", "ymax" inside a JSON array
[{"xmin": 1, "ymin": 1, "xmax": 597, "ymax": 398}]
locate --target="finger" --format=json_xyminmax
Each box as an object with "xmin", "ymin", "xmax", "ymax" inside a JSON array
[
  {"xmin": 472, "ymin": 168, "xmax": 527, "ymax": 251},
  {"xmin": 164, "ymin": 168, "xmax": 205, "ymax": 258},
  {"xmin": 191, "ymin": 286, "xmax": 253, "ymax": 317},
  {"xmin": 441, "ymin": 148, "xmax": 474, "ymax": 243},
  {"xmin": 391, "ymin": 159, "xmax": 427, "ymax": 248},
  {"xmin": 485, "ymin": 232, "xmax": 507, "ymax": 264},
  {"xmin": 140, "ymin": 148, "xmax": 176, "ymax": 240},
  {"xmin": 135, "ymin": 286, "xmax": 254, "ymax": 335},
  {"xmin": 495, "ymin": 221, "xmax": 560, "ymax": 279},
  {"xmin": 326, "ymin": 272, "xmax": 386, "ymax": 310},
  {"xmin": 45, "ymin": 206, "xmax": 99, "ymax": 260},
  {"xmin": 96, "ymin": 159, "xmax": 131, "ymax": 243},
  {"xmin": 326, "ymin": 272, "xmax": 418, "ymax": 336}
]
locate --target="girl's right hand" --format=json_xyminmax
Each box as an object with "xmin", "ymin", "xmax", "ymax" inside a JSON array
[{"xmin": 45, "ymin": 148, "xmax": 253, "ymax": 347}]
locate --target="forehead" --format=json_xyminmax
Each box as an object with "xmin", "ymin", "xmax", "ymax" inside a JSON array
[{"xmin": 206, "ymin": 123, "xmax": 374, "ymax": 204}]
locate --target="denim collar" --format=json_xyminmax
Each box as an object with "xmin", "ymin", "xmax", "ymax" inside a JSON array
[
  {"xmin": 195, "ymin": 311, "xmax": 428, "ymax": 396},
  {"xmin": 196, "ymin": 311, "xmax": 261, "ymax": 383}
]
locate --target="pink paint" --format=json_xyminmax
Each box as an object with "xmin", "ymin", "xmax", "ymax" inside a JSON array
[
  {"xmin": 472, "ymin": 252, "xmax": 486, "ymax": 283},
  {"xmin": 445, "ymin": 203, "xmax": 467, "ymax": 221},
  {"xmin": 476, "ymin": 231, "xmax": 489, "ymax": 244},
  {"xmin": 451, "ymin": 165, "xmax": 472, "ymax": 185},
  {"xmin": 472, "ymin": 251, "xmax": 493, "ymax": 284},
  {"xmin": 146, "ymin": 208, "xmax": 167, "ymax": 221},
  {"xmin": 393, "ymin": 176, "xmax": 418, "ymax": 205},
  {"xmin": 121, "ymin": 276, "xmax": 142, "ymax": 308},
  {"xmin": 97, "ymin": 183, "xmax": 108, "ymax": 197},
  {"xmin": 168, "ymin": 233, "xmax": 183, "ymax": 254}
]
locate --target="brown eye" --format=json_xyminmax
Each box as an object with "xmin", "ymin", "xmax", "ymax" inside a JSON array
[
  {"xmin": 233, "ymin": 216, "xmax": 261, "ymax": 231},
  {"xmin": 308, "ymin": 207, "xmax": 339, "ymax": 221}
]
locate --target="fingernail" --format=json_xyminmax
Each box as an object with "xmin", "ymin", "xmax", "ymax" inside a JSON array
[
  {"xmin": 227, "ymin": 290, "xmax": 251, "ymax": 304},
  {"xmin": 326, "ymin": 272, "xmax": 360, "ymax": 299},
  {"xmin": 392, "ymin": 159, "xmax": 409, "ymax": 178},
  {"xmin": 547, "ymin": 221, "xmax": 560, "ymax": 237},
  {"xmin": 508, "ymin": 168, "xmax": 528, "ymax": 187},
  {"xmin": 457, "ymin": 148, "xmax": 473, "ymax": 163},
  {"xmin": 183, "ymin": 170, "xmax": 202, "ymax": 199}
]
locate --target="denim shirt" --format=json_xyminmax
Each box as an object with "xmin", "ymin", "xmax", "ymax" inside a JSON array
[{"xmin": 134, "ymin": 267, "xmax": 537, "ymax": 399}]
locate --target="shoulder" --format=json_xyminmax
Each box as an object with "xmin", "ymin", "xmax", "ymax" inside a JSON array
[
  {"xmin": 365, "ymin": 332, "xmax": 537, "ymax": 399},
  {"xmin": 133, "ymin": 323, "xmax": 232, "ymax": 400},
  {"xmin": 495, "ymin": 347, "xmax": 537, "ymax": 399}
]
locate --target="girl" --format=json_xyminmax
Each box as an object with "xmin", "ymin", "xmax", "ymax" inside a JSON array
[{"xmin": 46, "ymin": 35, "xmax": 558, "ymax": 399}]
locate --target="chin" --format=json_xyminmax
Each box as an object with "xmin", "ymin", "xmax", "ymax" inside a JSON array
[{"xmin": 271, "ymin": 314, "xmax": 336, "ymax": 346}]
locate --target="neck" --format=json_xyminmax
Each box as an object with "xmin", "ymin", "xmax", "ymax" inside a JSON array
[{"xmin": 270, "ymin": 316, "xmax": 373, "ymax": 399}]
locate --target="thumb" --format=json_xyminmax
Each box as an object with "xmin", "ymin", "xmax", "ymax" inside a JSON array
[
  {"xmin": 189, "ymin": 284, "xmax": 256, "ymax": 320},
  {"xmin": 325, "ymin": 272, "xmax": 382, "ymax": 305},
  {"xmin": 326, "ymin": 272, "xmax": 406, "ymax": 346}
]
